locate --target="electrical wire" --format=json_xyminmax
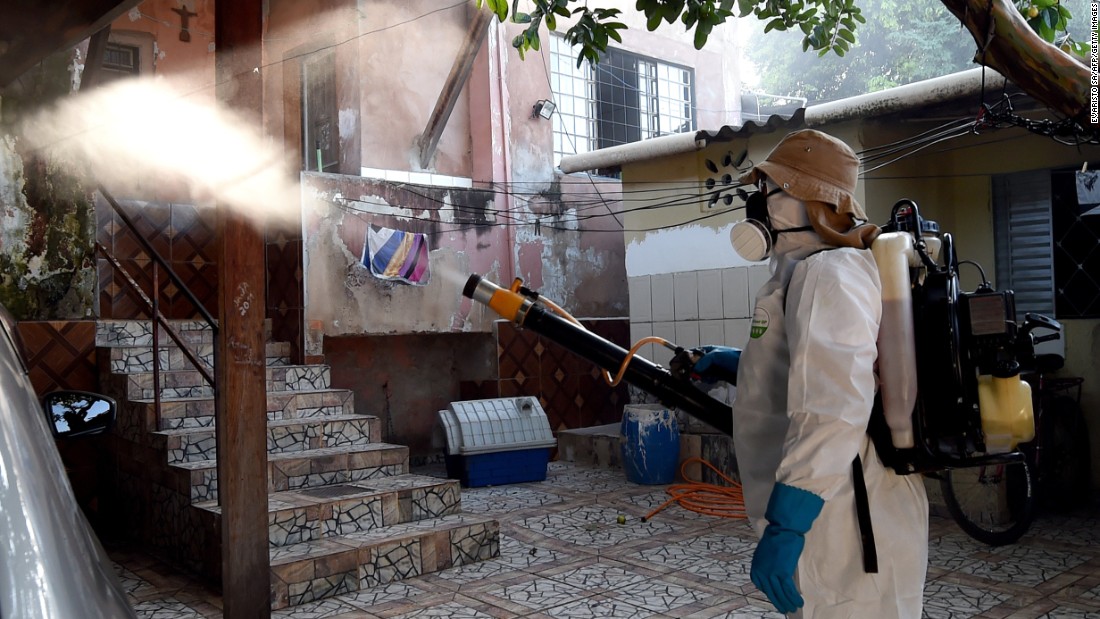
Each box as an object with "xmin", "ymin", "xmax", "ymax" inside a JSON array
[
  {"xmin": 860, "ymin": 123, "xmax": 977, "ymax": 175},
  {"xmin": 331, "ymin": 194, "xmax": 744, "ymax": 236}
]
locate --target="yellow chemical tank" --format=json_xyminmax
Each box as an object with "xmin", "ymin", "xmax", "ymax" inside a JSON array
[{"xmin": 977, "ymin": 374, "xmax": 1035, "ymax": 453}]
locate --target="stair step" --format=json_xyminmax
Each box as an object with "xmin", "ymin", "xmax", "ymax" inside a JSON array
[
  {"xmin": 99, "ymin": 341, "xmax": 292, "ymax": 374},
  {"xmin": 131, "ymin": 389, "xmax": 355, "ymax": 432},
  {"xmin": 170, "ymin": 443, "xmax": 411, "ymax": 502},
  {"xmin": 97, "ymin": 318, "xmax": 502, "ymax": 611},
  {"xmin": 155, "ymin": 414, "xmax": 380, "ymax": 463},
  {"xmin": 97, "ymin": 319, "xmax": 217, "ymax": 347},
  {"xmin": 193, "ymin": 475, "xmax": 464, "ymax": 548},
  {"xmin": 108, "ymin": 364, "xmax": 332, "ymax": 399},
  {"xmin": 267, "ymin": 513, "xmax": 499, "ymax": 609}
]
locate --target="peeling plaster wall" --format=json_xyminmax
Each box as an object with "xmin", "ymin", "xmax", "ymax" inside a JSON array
[
  {"xmin": 512, "ymin": 174, "xmax": 628, "ymax": 317},
  {"xmin": 302, "ymin": 173, "xmax": 507, "ymax": 344},
  {"xmin": 1, "ymin": 79, "xmax": 97, "ymax": 321},
  {"xmin": 302, "ymin": 172, "xmax": 628, "ymax": 455},
  {"xmin": 303, "ymin": 172, "xmax": 628, "ymax": 344}
]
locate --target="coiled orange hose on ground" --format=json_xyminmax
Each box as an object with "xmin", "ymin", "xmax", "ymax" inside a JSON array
[{"xmin": 642, "ymin": 457, "xmax": 747, "ymax": 522}]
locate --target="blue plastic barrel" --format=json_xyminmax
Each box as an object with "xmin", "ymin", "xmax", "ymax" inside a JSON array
[{"xmin": 620, "ymin": 404, "xmax": 680, "ymax": 484}]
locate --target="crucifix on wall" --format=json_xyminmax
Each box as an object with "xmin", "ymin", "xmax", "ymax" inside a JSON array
[{"xmin": 171, "ymin": 3, "xmax": 198, "ymax": 42}]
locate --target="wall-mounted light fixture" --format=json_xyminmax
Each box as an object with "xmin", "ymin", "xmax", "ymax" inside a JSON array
[{"xmin": 532, "ymin": 99, "xmax": 556, "ymax": 120}]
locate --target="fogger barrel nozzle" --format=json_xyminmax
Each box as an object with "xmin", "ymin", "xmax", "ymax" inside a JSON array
[
  {"xmin": 463, "ymin": 274, "xmax": 488, "ymax": 302},
  {"xmin": 463, "ymin": 274, "xmax": 527, "ymax": 323}
]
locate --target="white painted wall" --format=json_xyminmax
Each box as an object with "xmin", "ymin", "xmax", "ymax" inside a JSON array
[{"xmin": 625, "ymin": 222, "xmax": 763, "ymax": 276}]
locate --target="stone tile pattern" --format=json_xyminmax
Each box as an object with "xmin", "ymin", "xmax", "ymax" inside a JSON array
[
  {"xmin": 108, "ymin": 460, "xmax": 1100, "ymax": 618},
  {"xmin": 96, "ymin": 319, "xmax": 500, "ymax": 611}
]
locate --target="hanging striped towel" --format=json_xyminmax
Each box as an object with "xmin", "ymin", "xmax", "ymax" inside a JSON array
[{"xmin": 362, "ymin": 225, "xmax": 431, "ymax": 285}]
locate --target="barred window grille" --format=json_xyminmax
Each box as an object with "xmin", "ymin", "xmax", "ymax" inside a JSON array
[
  {"xmin": 549, "ymin": 35, "xmax": 696, "ymax": 168},
  {"xmin": 993, "ymin": 168, "xmax": 1100, "ymax": 323},
  {"xmin": 99, "ymin": 43, "xmax": 140, "ymax": 83}
]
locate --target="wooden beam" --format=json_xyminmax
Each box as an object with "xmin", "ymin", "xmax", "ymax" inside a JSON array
[
  {"xmin": 0, "ymin": 0, "xmax": 142, "ymax": 87},
  {"xmin": 417, "ymin": 4, "xmax": 494, "ymax": 169},
  {"xmin": 79, "ymin": 26, "xmax": 112, "ymax": 90},
  {"xmin": 214, "ymin": 0, "xmax": 270, "ymax": 616}
]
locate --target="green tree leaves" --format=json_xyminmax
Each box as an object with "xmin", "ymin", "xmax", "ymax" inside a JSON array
[
  {"xmin": 478, "ymin": 0, "xmax": 1087, "ymax": 72},
  {"xmin": 1015, "ymin": 0, "xmax": 1090, "ymax": 57},
  {"xmin": 746, "ymin": 0, "xmax": 975, "ymax": 102}
]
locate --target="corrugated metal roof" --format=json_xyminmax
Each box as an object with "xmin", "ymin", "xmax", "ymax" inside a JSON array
[
  {"xmin": 558, "ymin": 67, "xmax": 1008, "ymax": 174},
  {"xmin": 696, "ymin": 107, "xmax": 807, "ymax": 143},
  {"xmin": 557, "ymin": 108, "xmax": 805, "ymax": 174}
]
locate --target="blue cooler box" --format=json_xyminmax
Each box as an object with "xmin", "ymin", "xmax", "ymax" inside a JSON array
[{"xmin": 437, "ymin": 397, "xmax": 556, "ymax": 488}]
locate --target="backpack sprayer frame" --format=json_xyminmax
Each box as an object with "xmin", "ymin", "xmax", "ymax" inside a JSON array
[{"xmin": 870, "ymin": 199, "xmax": 1061, "ymax": 477}]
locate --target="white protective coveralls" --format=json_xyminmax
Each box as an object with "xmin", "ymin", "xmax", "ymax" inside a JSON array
[{"xmin": 732, "ymin": 189, "xmax": 929, "ymax": 618}]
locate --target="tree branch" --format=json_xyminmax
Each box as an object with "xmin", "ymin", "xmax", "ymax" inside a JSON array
[{"xmin": 939, "ymin": 0, "xmax": 1091, "ymax": 125}]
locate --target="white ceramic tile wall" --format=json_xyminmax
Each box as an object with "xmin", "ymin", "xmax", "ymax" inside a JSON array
[
  {"xmin": 673, "ymin": 271, "xmax": 699, "ymax": 321},
  {"xmin": 628, "ymin": 266, "xmax": 760, "ymax": 366},
  {"xmin": 628, "ymin": 276, "xmax": 652, "ymax": 323},
  {"xmin": 722, "ymin": 268, "xmax": 750, "ymax": 319},
  {"xmin": 629, "ymin": 322, "xmax": 654, "ymax": 363},
  {"xmin": 651, "ymin": 274, "xmax": 675, "ymax": 322},
  {"xmin": 651, "ymin": 322, "xmax": 677, "ymax": 367},
  {"xmin": 697, "ymin": 270, "xmax": 724, "ymax": 320},
  {"xmin": 675, "ymin": 321, "xmax": 700, "ymax": 350},
  {"xmin": 699, "ymin": 320, "xmax": 725, "ymax": 347},
  {"xmin": 725, "ymin": 319, "xmax": 752, "ymax": 348}
]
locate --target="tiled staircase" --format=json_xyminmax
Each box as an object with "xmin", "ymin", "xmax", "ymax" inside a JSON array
[{"xmin": 96, "ymin": 320, "xmax": 499, "ymax": 609}]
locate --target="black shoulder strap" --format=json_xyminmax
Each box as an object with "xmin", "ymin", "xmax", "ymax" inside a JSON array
[{"xmin": 852, "ymin": 455, "xmax": 879, "ymax": 573}]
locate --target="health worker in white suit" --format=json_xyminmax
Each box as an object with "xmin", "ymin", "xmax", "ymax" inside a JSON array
[{"xmin": 695, "ymin": 129, "xmax": 929, "ymax": 618}]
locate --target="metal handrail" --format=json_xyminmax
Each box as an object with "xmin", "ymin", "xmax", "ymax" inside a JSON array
[
  {"xmin": 96, "ymin": 186, "xmax": 219, "ymax": 425},
  {"xmin": 98, "ymin": 186, "xmax": 218, "ymax": 328}
]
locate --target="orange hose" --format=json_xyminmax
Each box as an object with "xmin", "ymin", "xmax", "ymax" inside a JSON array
[{"xmin": 642, "ymin": 457, "xmax": 747, "ymax": 522}]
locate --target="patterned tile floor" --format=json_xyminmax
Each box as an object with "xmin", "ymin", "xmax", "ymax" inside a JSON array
[{"xmin": 108, "ymin": 461, "xmax": 1100, "ymax": 618}]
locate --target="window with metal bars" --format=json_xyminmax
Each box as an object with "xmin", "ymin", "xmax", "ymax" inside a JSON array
[
  {"xmin": 549, "ymin": 35, "xmax": 695, "ymax": 168},
  {"xmin": 993, "ymin": 168, "xmax": 1100, "ymax": 321},
  {"xmin": 99, "ymin": 43, "xmax": 140, "ymax": 83}
]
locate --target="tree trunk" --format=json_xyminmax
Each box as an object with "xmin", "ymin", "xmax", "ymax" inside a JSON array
[{"xmin": 939, "ymin": 0, "xmax": 1092, "ymax": 126}]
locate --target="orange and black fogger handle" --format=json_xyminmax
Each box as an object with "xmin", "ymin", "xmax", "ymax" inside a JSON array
[{"xmin": 463, "ymin": 274, "xmax": 732, "ymax": 436}]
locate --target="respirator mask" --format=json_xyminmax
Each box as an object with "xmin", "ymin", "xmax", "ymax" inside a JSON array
[{"xmin": 729, "ymin": 181, "xmax": 815, "ymax": 262}]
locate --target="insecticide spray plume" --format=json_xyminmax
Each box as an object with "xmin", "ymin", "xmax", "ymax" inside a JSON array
[{"xmin": 16, "ymin": 77, "xmax": 300, "ymax": 231}]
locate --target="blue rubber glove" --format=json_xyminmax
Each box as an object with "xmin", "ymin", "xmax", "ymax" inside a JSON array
[
  {"xmin": 751, "ymin": 483, "xmax": 825, "ymax": 615},
  {"xmin": 692, "ymin": 345, "xmax": 741, "ymax": 385}
]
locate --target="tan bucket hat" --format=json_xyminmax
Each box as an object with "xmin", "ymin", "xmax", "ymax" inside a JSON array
[{"xmin": 739, "ymin": 129, "xmax": 865, "ymax": 220}]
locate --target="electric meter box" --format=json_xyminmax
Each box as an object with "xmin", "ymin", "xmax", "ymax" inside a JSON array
[{"xmin": 437, "ymin": 397, "xmax": 556, "ymax": 487}]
